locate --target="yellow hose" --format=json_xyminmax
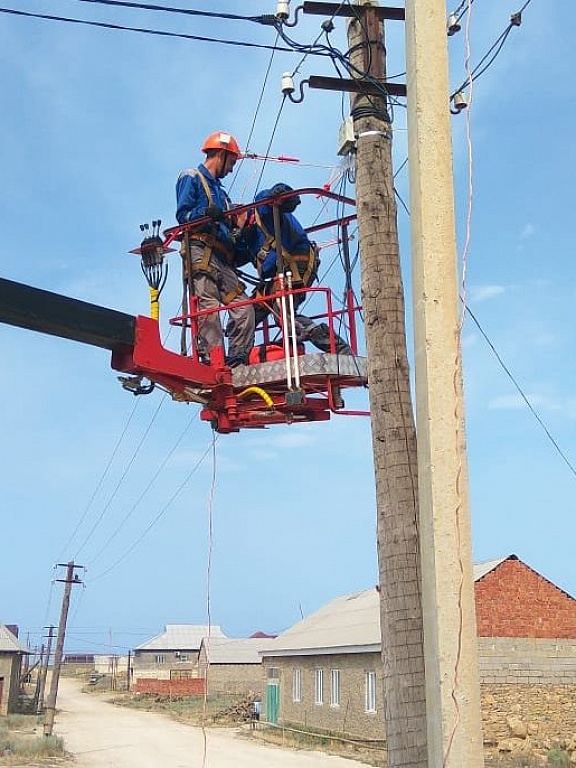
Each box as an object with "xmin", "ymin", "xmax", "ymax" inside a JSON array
[
  {"xmin": 150, "ymin": 287, "xmax": 160, "ymax": 321},
  {"xmin": 237, "ymin": 386, "xmax": 274, "ymax": 409}
]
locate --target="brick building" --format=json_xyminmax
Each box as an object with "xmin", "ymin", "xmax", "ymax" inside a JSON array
[{"xmin": 261, "ymin": 555, "xmax": 576, "ymax": 741}]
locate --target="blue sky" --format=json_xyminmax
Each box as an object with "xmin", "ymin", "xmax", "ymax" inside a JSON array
[{"xmin": 1, "ymin": 0, "xmax": 574, "ymax": 656}]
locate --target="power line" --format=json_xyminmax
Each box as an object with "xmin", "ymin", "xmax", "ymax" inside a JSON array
[
  {"xmin": 465, "ymin": 304, "xmax": 576, "ymax": 480},
  {"xmin": 87, "ymin": 411, "xmax": 199, "ymax": 566},
  {"xmin": 0, "ymin": 7, "xmax": 293, "ymax": 51},
  {"xmin": 73, "ymin": 394, "xmax": 170, "ymax": 559},
  {"xmin": 451, "ymin": 1, "xmax": 534, "ymax": 97},
  {"xmin": 88, "ymin": 439, "xmax": 217, "ymax": 582},
  {"xmin": 69, "ymin": 0, "xmax": 273, "ymax": 24},
  {"xmin": 57, "ymin": 398, "xmax": 141, "ymax": 560}
]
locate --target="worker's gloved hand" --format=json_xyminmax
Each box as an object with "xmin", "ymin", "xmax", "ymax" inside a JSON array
[{"xmin": 205, "ymin": 205, "xmax": 225, "ymax": 222}]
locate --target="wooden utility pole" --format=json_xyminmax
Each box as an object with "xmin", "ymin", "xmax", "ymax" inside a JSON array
[
  {"xmin": 347, "ymin": 4, "xmax": 427, "ymax": 766},
  {"xmin": 43, "ymin": 562, "xmax": 83, "ymax": 737},
  {"xmin": 36, "ymin": 625, "xmax": 55, "ymax": 714},
  {"xmin": 405, "ymin": 0, "xmax": 485, "ymax": 764}
]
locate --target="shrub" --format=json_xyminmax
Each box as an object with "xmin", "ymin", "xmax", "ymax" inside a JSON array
[{"xmin": 548, "ymin": 748, "xmax": 571, "ymax": 767}]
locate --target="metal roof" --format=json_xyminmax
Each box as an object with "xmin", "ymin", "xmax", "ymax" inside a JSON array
[
  {"xmin": 201, "ymin": 637, "xmax": 273, "ymax": 665},
  {"xmin": 263, "ymin": 588, "xmax": 381, "ymax": 657},
  {"xmin": 473, "ymin": 556, "xmax": 513, "ymax": 581},
  {"xmin": 0, "ymin": 624, "xmax": 29, "ymax": 654},
  {"xmin": 264, "ymin": 557, "xmax": 517, "ymax": 658},
  {"xmin": 135, "ymin": 624, "xmax": 227, "ymax": 651}
]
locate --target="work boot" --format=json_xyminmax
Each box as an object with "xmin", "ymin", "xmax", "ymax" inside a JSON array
[{"xmin": 225, "ymin": 350, "xmax": 249, "ymax": 368}]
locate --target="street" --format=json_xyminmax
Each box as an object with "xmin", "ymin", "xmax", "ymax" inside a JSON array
[{"xmin": 53, "ymin": 678, "xmax": 371, "ymax": 768}]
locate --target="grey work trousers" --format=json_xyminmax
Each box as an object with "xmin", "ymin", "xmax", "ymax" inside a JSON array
[{"xmin": 189, "ymin": 245, "xmax": 255, "ymax": 360}]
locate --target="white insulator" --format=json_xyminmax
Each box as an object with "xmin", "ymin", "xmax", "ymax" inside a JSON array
[
  {"xmin": 453, "ymin": 91, "xmax": 468, "ymax": 112},
  {"xmin": 276, "ymin": 1, "xmax": 290, "ymax": 20},
  {"xmin": 447, "ymin": 13, "xmax": 461, "ymax": 36},
  {"xmin": 281, "ymin": 72, "xmax": 295, "ymax": 95}
]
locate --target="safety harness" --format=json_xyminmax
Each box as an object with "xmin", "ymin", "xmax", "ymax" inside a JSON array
[
  {"xmin": 179, "ymin": 169, "xmax": 245, "ymax": 305},
  {"xmin": 253, "ymin": 209, "xmax": 319, "ymax": 289}
]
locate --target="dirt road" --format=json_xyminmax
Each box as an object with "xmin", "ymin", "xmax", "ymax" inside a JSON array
[{"xmin": 54, "ymin": 678, "xmax": 370, "ymax": 768}]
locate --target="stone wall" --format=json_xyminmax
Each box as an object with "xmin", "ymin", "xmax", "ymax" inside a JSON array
[
  {"xmin": 206, "ymin": 664, "xmax": 265, "ymax": 697},
  {"xmin": 481, "ymin": 683, "xmax": 576, "ymax": 761},
  {"xmin": 264, "ymin": 653, "xmax": 385, "ymax": 741}
]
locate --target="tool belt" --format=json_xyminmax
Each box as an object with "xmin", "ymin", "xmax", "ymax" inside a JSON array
[
  {"xmin": 256, "ymin": 246, "xmax": 318, "ymax": 288},
  {"xmin": 180, "ymin": 234, "xmax": 245, "ymax": 306}
]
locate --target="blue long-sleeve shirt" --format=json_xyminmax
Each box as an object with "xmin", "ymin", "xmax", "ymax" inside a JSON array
[
  {"xmin": 249, "ymin": 188, "xmax": 313, "ymax": 279},
  {"xmin": 175, "ymin": 164, "xmax": 235, "ymax": 253}
]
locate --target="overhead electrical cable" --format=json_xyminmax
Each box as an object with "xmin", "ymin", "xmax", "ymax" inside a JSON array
[
  {"xmin": 87, "ymin": 411, "xmax": 199, "ymax": 566},
  {"xmin": 465, "ymin": 305, "xmax": 576, "ymax": 480},
  {"xmin": 88, "ymin": 439, "xmax": 217, "ymax": 582},
  {"xmin": 0, "ymin": 8, "xmax": 294, "ymax": 51},
  {"xmin": 69, "ymin": 0, "xmax": 273, "ymax": 24},
  {"xmin": 230, "ymin": 30, "xmax": 281, "ymax": 198},
  {"xmin": 73, "ymin": 394, "xmax": 169, "ymax": 559},
  {"xmin": 57, "ymin": 398, "xmax": 141, "ymax": 560},
  {"xmin": 452, "ymin": 0, "xmax": 534, "ymax": 97}
]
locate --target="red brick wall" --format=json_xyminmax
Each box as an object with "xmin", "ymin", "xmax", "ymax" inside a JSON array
[
  {"xmin": 135, "ymin": 678, "xmax": 206, "ymax": 696},
  {"xmin": 475, "ymin": 558, "xmax": 576, "ymax": 638}
]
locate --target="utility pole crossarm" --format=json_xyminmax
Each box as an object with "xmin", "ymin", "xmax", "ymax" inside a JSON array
[
  {"xmin": 303, "ymin": 2, "xmax": 405, "ymax": 21},
  {"xmin": 308, "ymin": 75, "xmax": 407, "ymax": 98}
]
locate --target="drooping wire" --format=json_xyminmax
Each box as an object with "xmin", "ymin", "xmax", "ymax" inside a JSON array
[
  {"xmin": 465, "ymin": 304, "xmax": 576, "ymax": 480},
  {"xmin": 201, "ymin": 429, "xmax": 218, "ymax": 768},
  {"xmin": 451, "ymin": 0, "xmax": 534, "ymax": 98},
  {"xmin": 73, "ymin": 394, "xmax": 170, "ymax": 560},
  {"xmin": 88, "ymin": 440, "xmax": 216, "ymax": 582},
  {"xmin": 229, "ymin": 30, "xmax": 281, "ymax": 199},
  {"xmin": 0, "ymin": 8, "xmax": 294, "ymax": 52},
  {"xmin": 57, "ymin": 398, "xmax": 141, "ymax": 560},
  {"xmin": 86, "ymin": 411, "xmax": 199, "ymax": 566},
  {"xmin": 69, "ymin": 0, "xmax": 275, "ymax": 24}
]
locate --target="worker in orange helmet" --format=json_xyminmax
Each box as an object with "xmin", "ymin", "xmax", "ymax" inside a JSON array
[{"xmin": 176, "ymin": 131, "xmax": 254, "ymax": 367}]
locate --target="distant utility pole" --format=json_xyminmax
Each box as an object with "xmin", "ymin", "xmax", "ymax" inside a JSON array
[
  {"xmin": 404, "ymin": 0, "xmax": 484, "ymax": 764},
  {"xmin": 43, "ymin": 562, "xmax": 83, "ymax": 737},
  {"xmin": 37, "ymin": 625, "xmax": 55, "ymax": 714}
]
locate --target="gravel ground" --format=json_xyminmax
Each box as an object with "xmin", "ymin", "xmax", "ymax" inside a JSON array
[{"xmin": 52, "ymin": 678, "xmax": 372, "ymax": 768}]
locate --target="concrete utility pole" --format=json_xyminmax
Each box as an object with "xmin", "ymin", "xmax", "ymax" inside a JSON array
[
  {"xmin": 36, "ymin": 625, "xmax": 55, "ymax": 714},
  {"xmin": 43, "ymin": 562, "xmax": 83, "ymax": 737},
  {"xmin": 404, "ymin": 0, "xmax": 485, "ymax": 765},
  {"xmin": 347, "ymin": 5, "xmax": 427, "ymax": 766}
]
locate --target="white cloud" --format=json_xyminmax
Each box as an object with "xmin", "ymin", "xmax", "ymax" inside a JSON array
[
  {"xmin": 520, "ymin": 223, "xmax": 535, "ymax": 239},
  {"xmin": 469, "ymin": 285, "xmax": 505, "ymax": 303},
  {"xmin": 488, "ymin": 393, "xmax": 560, "ymax": 411}
]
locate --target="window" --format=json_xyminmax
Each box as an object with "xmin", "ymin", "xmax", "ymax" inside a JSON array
[
  {"xmin": 267, "ymin": 667, "xmax": 279, "ymax": 680},
  {"xmin": 292, "ymin": 667, "xmax": 302, "ymax": 703},
  {"xmin": 154, "ymin": 654, "xmax": 165, "ymax": 665},
  {"xmin": 178, "ymin": 654, "xmax": 189, "ymax": 663},
  {"xmin": 365, "ymin": 670, "xmax": 377, "ymax": 713},
  {"xmin": 330, "ymin": 669, "xmax": 341, "ymax": 707},
  {"xmin": 314, "ymin": 668, "xmax": 324, "ymax": 705}
]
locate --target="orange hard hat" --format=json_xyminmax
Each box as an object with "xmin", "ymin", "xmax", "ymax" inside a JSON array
[{"xmin": 201, "ymin": 131, "xmax": 242, "ymax": 158}]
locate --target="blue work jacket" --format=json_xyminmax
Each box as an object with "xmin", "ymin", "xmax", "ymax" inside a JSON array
[
  {"xmin": 175, "ymin": 163, "xmax": 235, "ymax": 253},
  {"xmin": 250, "ymin": 188, "xmax": 313, "ymax": 279}
]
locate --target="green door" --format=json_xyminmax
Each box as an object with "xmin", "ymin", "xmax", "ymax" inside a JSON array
[{"xmin": 266, "ymin": 682, "xmax": 280, "ymax": 723}]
